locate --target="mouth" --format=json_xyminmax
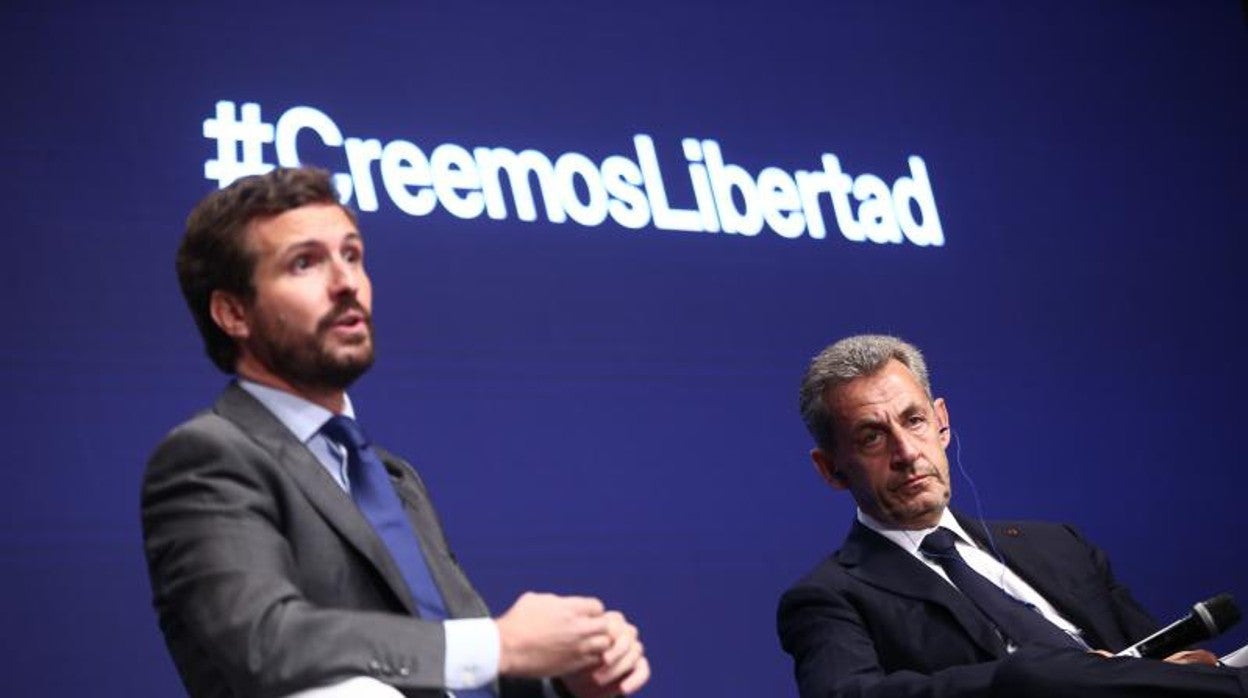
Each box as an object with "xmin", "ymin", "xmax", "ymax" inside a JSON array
[
  {"xmin": 332, "ymin": 310, "xmax": 365, "ymax": 327},
  {"xmin": 321, "ymin": 306, "xmax": 370, "ymax": 335},
  {"xmin": 892, "ymin": 473, "xmax": 932, "ymax": 492}
]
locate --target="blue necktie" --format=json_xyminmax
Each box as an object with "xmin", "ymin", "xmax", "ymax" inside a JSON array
[
  {"xmin": 322, "ymin": 417, "xmax": 498, "ymax": 697},
  {"xmin": 920, "ymin": 527, "xmax": 1082, "ymax": 650},
  {"xmin": 321, "ymin": 415, "xmax": 450, "ymax": 621}
]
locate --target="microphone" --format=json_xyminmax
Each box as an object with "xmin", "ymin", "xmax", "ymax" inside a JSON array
[{"xmin": 1116, "ymin": 593, "xmax": 1241, "ymax": 659}]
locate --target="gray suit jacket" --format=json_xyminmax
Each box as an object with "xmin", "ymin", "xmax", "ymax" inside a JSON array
[{"xmin": 142, "ymin": 383, "xmax": 543, "ymax": 698}]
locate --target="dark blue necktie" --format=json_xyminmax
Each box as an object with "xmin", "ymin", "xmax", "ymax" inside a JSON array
[
  {"xmin": 321, "ymin": 415, "xmax": 450, "ymax": 621},
  {"xmin": 920, "ymin": 527, "xmax": 1082, "ymax": 650}
]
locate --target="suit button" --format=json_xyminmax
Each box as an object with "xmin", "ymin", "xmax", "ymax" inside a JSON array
[
  {"xmin": 368, "ymin": 660, "xmax": 382, "ymax": 673},
  {"xmin": 398, "ymin": 666, "xmax": 410, "ymax": 677}
]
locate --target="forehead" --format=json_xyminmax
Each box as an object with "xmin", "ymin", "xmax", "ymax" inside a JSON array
[
  {"xmin": 246, "ymin": 203, "xmax": 358, "ymax": 253},
  {"xmin": 825, "ymin": 360, "xmax": 929, "ymax": 427}
]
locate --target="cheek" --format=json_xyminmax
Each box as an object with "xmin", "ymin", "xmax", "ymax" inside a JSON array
[
  {"xmin": 262, "ymin": 287, "xmax": 322, "ymax": 328},
  {"xmin": 848, "ymin": 465, "xmax": 888, "ymax": 494}
]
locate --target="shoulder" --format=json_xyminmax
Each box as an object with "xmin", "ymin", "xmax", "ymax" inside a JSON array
[
  {"xmin": 140, "ymin": 404, "xmax": 293, "ymax": 541},
  {"xmin": 142, "ymin": 401, "xmax": 287, "ymax": 502},
  {"xmin": 779, "ymin": 521, "xmax": 892, "ymax": 601},
  {"xmin": 778, "ymin": 547, "xmax": 862, "ymax": 624},
  {"xmin": 970, "ymin": 518, "xmax": 1111, "ymax": 574},
  {"xmin": 778, "ymin": 559, "xmax": 849, "ymax": 635},
  {"xmin": 964, "ymin": 516, "xmax": 1093, "ymax": 548},
  {"xmin": 786, "ymin": 552, "xmax": 854, "ymax": 593},
  {"xmin": 148, "ymin": 408, "xmax": 256, "ymax": 467}
]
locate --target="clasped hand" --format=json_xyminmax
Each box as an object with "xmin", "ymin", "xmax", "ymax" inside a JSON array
[{"xmin": 497, "ymin": 592, "xmax": 650, "ymax": 696}]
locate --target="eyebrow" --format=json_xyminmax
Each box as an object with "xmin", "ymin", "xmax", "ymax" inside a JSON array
[
  {"xmin": 849, "ymin": 401, "xmax": 929, "ymax": 431},
  {"xmin": 277, "ymin": 232, "xmax": 362, "ymax": 255},
  {"xmin": 899, "ymin": 403, "xmax": 927, "ymax": 418},
  {"xmin": 276, "ymin": 240, "xmax": 325, "ymax": 258}
]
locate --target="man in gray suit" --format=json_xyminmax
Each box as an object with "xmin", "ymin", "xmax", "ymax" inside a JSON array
[{"xmin": 142, "ymin": 167, "xmax": 650, "ymax": 698}]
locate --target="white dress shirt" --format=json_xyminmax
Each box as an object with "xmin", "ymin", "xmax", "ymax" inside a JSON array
[{"xmin": 857, "ymin": 507, "xmax": 1087, "ymax": 650}]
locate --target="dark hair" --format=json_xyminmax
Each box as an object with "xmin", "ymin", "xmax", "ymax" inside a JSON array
[
  {"xmin": 176, "ymin": 167, "xmax": 355, "ymax": 373},
  {"xmin": 799, "ymin": 334, "xmax": 932, "ymax": 453}
]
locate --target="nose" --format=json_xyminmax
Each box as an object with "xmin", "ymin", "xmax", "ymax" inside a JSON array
[
  {"xmin": 327, "ymin": 254, "xmax": 360, "ymax": 297},
  {"xmin": 889, "ymin": 425, "xmax": 924, "ymax": 469}
]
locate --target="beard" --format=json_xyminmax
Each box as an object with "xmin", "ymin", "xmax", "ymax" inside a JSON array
[{"xmin": 248, "ymin": 298, "xmax": 376, "ymax": 391}]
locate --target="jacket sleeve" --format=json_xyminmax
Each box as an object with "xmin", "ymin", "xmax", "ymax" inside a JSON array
[
  {"xmin": 1060, "ymin": 523, "xmax": 1159, "ymax": 650},
  {"xmin": 778, "ymin": 581, "xmax": 998, "ymax": 698}
]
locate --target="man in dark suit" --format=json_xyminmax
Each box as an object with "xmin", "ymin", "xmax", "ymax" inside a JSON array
[
  {"xmin": 777, "ymin": 334, "xmax": 1247, "ymax": 698},
  {"xmin": 142, "ymin": 167, "xmax": 649, "ymax": 698}
]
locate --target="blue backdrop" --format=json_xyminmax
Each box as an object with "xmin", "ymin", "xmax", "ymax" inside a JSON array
[{"xmin": 2, "ymin": 2, "xmax": 1245, "ymax": 695}]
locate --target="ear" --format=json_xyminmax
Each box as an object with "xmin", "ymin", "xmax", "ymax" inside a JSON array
[
  {"xmin": 934, "ymin": 397, "xmax": 951, "ymax": 448},
  {"xmin": 811, "ymin": 448, "xmax": 849, "ymax": 490},
  {"xmin": 209, "ymin": 289, "xmax": 251, "ymax": 341}
]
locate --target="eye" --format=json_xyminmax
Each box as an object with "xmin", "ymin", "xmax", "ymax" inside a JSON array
[
  {"xmin": 342, "ymin": 246, "xmax": 363, "ymax": 264},
  {"xmin": 857, "ymin": 430, "xmax": 884, "ymax": 451},
  {"xmin": 907, "ymin": 413, "xmax": 928, "ymax": 430},
  {"xmin": 288, "ymin": 250, "xmax": 324, "ymax": 273}
]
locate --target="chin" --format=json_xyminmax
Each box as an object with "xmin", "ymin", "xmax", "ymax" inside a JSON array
[
  {"xmin": 330, "ymin": 343, "xmax": 374, "ymax": 364},
  {"xmin": 316, "ymin": 347, "xmax": 375, "ymax": 387}
]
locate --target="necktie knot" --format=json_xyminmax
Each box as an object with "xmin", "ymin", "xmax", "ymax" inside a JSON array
[
  {"xmin": 920, "ymin": 527, "xmax": 958, "ymax": 557},
  {"xmin": 321, "ymin": 414, "xmax": 369, "ymax": 452}
]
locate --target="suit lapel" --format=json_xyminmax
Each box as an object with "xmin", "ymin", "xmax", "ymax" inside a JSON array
[
  {"xmin": 960, "ymin": 516, "xmax": 1124, "ymax": 649},
  {"xmin": 839, "ymin": 520, "xmax": 1007, "ymax": 658},
  {"xmin": 213, "ymin": 384, "xmax": 420, "ymax": 616},
  {"xmin": 378, "ymin": 448, "xmax": 489, "ymax": 619}
]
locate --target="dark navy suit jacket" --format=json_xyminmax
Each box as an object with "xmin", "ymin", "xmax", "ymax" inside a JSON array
[{"xmin": 777, "ymin": 514, "xmax": 1159, "ymax": 698}]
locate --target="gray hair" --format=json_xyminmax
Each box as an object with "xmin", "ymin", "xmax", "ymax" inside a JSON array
[{"xmin": 799, "ymin": 334, "xmax": 932, "ymax": 452}]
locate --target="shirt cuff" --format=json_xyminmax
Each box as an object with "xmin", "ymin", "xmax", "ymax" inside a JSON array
[{"xmin": 443, "ymin": 618, "xmax": 500, "ymax": 690}]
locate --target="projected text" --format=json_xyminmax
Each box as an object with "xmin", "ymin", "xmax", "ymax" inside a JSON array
[{"xmin": 203, "ymin": 100, "xmax": 943, "ymax": 246}]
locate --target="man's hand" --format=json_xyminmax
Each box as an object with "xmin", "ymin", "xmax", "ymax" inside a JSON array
[
  {"xmin": 1163, "ymin": 649, "xmax": 1219, "ymax": 666},
  {"xmin": 1089, "ymin": 648, "xmax": 1220, "ymax": 666},
  {"xmin": 496, "ymin": 592, "xmax": 611, "ymax": 678},
  {"xmin": 558, "ymin": 610, "xmax": 651, "ymax": 698}
]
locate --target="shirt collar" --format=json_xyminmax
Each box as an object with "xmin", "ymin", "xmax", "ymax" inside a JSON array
[
  {"xmin": 237, "ymin": 379, "xmax": 356, "ymax": 443},
  {"xmin": 857, "ymin": 507, "xmax": 974, "ymax": 556}
]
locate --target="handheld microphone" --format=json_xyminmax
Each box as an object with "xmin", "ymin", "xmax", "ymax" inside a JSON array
[{"xmin": 1116, "ymin": 593, "xmax": 1240, "ymax": 659}]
